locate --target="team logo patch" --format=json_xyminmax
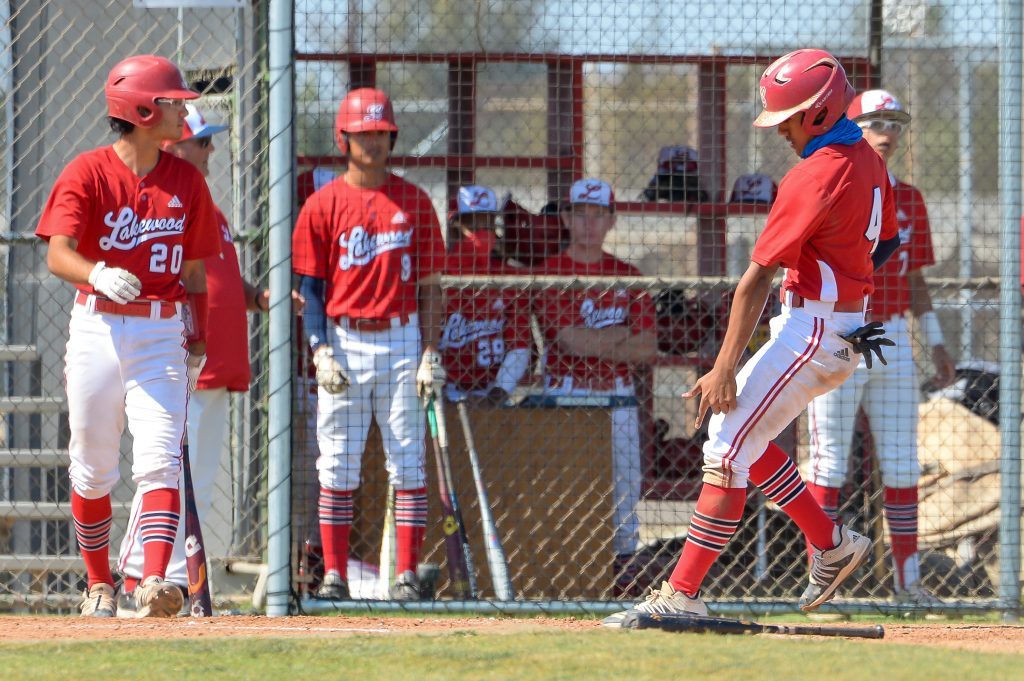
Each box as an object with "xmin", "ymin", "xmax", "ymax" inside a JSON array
[
  {"xmin": 168, "ymin": 195, "xmax": 183, "ymax": 208},
  {"xmin": 833, "ymin": 348, "xmax": 851, "ymax": 362}
]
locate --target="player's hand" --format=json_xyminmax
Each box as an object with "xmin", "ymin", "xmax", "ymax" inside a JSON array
[
  {"xmin": 313, "ymin": 345, "xmax": 350, "ymax": 395},
  {"xmin": 837, "ymin": 321, "xmax": 895, "ymax": 369},
  {"xmin": 416, "ymin": 349, "xmax": 446, "ymax": 400},
  {"xmin": 186, "ymin": 352, "xmax": 206, "ymax": 393},
  {"xmin": 930, "ymin": 345, "xmax": 956, "ymax": 389},
  {"xmin": 683, "ymin": 365, "xmax": 738, "ymax": 429},
  {"xmin": 88, "ymin": 261, "xmax": 141, "ymax": 304}
]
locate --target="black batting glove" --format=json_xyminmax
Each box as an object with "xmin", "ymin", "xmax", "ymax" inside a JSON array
[{"xmin": 838, "ymin": 321, "xmax": 896, "ymax": 370}]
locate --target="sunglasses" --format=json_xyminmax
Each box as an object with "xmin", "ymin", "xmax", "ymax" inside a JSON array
[
  {"xmin": 858, "ymin": 119, "xmax": 906, "ymax": 136},
  {"xmin": 193, "ymin": 137, "xmax": 212, "ymax": 149},
  {"xmin": 155, "ymin": 97, "xmax": 186, "ymax": 107}
]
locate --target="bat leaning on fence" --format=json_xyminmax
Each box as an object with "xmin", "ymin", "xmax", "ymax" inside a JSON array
[
  {"xmin": 181, "ymin": 444, "xmax": 214, "ymax": 617},
  {"xmin": 426, "ymin": 394, "xmax": 477, "ymax": 599},
  {"xmin": 456, "ymin": 401, "xmax": 514, "ymax": 601},
  {"xmin": 378, "ymin": 483, "xmax": 396, "ymax": 598},
  {"xmin": 621, "ymin": 612, "xmax": 884, "ymax": 639}
]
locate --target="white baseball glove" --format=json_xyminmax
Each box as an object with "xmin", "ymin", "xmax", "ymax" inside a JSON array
[
  {"xmin": 88, "ymin": 261, "xmax": 142, "ymax": 305},
  {"xmin": 186, "ymin": 353, "xmax": 206, "ymax": 393},
  {"xmin": 416, "ymin": 349, "xmax": 446, "ymax": 399},
  {"xmin": 313, "ymin": 346, "xmax": 350, "ymax": 395}
]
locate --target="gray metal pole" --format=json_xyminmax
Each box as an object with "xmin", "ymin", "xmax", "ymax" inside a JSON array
[
  {"xmin": 998, "ymin": 0, "xmax": 1023, "ymax": 622},
  {"xmin": 266, "ymin": 0, "xmax": 295, "ymax": 618}
]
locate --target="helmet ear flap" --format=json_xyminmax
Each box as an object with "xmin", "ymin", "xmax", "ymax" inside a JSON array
[{"xmin": 337, "ymin": 130, "xmax": 349, "ymax": 155}]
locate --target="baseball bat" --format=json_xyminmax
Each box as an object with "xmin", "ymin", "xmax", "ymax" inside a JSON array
[
  {"xmin": 623, "ymin": 612, "xmax": 884, "ymax": 639},
  {"xmin": 181, "ymin": 444, "xmax": 213, "ymax": 617},
  {"xmin": 426, "ymin": 395, "xmax": 477, "ymax": 598},
  {"xmin": 456, "ymin": 401, "xmax": 513, "ymax": 601},
  {"xmin": 378, "ymin": 483, "xmax": 396, "ymax": 598}
]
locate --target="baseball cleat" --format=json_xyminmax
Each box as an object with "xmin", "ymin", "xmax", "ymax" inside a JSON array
[
  {"xmin": 389, "ymin": 569, "xmax": 422, "ymax": 601},
  {"xmin": 894, "ymin": 583, "xmax": 944, "ymax": 609},
  {"xmin": 801, "ymin": 525, "xmax": 871, "ymax": 612},
  {"xmin": 79, "ymin": 582, "xmax": 117, "ymax": 618},
  {"xmin": 314, "ymin": 570, "xmax": 350, "ymax": 601},
  {"xmin": 602, "ymin": 581, "xmax": 708, "ymax": 628},
  {"xmin": 134, "ymin": 576, "xmax": 185, "ymax": 618}
]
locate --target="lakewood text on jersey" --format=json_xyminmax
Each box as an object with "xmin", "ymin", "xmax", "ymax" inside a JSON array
[{"xmin": 99, "ymin": 207, "xmax": 186, "ymax": 251}]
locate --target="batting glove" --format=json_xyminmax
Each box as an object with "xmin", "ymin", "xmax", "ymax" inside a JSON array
[
  {"xmin": 186, "ymin": 353, "xmax": 206, "ymax": 393},
  {"xmin": 838, "ymin": 321, "xmax": 896, "ymax": 370},
  {"xmin": 416, "ymin": 349, "xmax": 446, "ymax": 400},
  {"xmin": 88, "ymin": 261, "xmax": 142, "ymax": 305},
  {"xmin": 313, "ymin": 345, "xmax": 350, "ymax": 395}
]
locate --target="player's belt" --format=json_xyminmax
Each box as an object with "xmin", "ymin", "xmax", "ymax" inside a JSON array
[
  {"xmin": 785, "ymin": 292, "xmax": 864, "ymax": 314},
  {"xmin": 335, "ymin": 312, "xmax": 413, "ymax": 332},
  {"xmin": 75, "ymin": 292, "xmax": 178, "ymax": 319}
]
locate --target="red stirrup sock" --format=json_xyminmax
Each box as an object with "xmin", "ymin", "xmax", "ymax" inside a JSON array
[
  {"xmin": 72, "ymin": 491, "xmax": 114, "ymax": 588},
  {"xmin": 749, "ymin": 442, "xmax": 836, "ymax": 550},
  {"xmin": 318, "ymin": 487, "xmax": 353, "ymax": 579},
  {"xmin": 139, "ymin": 488, "xmax": 181, "ymax": 581},
  {"xmin": 668, "ymin": 483, "xmax": 746, "ymax": 597},
  {"xmin": 395, "ymin": 488, "xmax": 428, "ymax": 576},
  {"xmin": 884, "ymin": 486, "xmax": 919, "ymax": 590}
]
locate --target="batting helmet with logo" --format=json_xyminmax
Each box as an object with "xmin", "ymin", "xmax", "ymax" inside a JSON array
[
  {"xmin": 847, "ymin": 89, "xmax": 912, "ymax": 124},
  {"xmin": 105, "ymin": 55, "xmax": 198, "ymax": 128},
  {"xmin": 753, "ymin": 48, "xmax": 855, "ymax": 136},
  {"xmin": 335, "ymin": 88, "xmax": 399, "ymax": 154}
]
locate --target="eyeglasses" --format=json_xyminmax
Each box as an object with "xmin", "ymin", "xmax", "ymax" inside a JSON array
[
  {"xmin": 155, "ymin": 97, "xmax": 185, "ymax": 108},
  {"xmin": 194, "ymin": 137, "xmax": 211, "ymax": 149},
  {"xmin": 858, "ymin": 119, "xmax": 906, "ymax": 136}
]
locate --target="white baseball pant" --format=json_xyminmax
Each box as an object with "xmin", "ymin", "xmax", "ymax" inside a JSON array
[
  {"xmin": 702, "ymin": 304, "xmax": 865, "ymax": 489},
  {"xmin": 317, "ymin": 317, "xmax": 426, "ymax": 491},
  {"xmin": 65, "ymin": 301, "xmax": 186, "ymax": 498},
  {"xmin": 807, "ymin": 315, "xmax": 920, "ymax": 488},
  {"xmin": 118, "ymin": 387, "xmax": 229, "ymax": 585}
]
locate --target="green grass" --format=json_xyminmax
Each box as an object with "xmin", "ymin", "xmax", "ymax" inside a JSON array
[{"xmin": 1, "ymin": 630, "xmax": 1020, "ymax": 681}]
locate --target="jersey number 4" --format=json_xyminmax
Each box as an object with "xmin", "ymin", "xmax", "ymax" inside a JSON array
[
  {"xmin": 150, "ymin": 243, "xmax": 184, "ymax": 274},
  {"xmin": 864, "ymin": 186, "xmax": 882, "ymax": 253}
]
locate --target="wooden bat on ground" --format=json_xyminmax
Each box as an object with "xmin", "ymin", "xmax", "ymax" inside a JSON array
[
  {"xmin": 426, "ymin": 395, "xmax": 477, "ymax": 599},
  {"xmin": 181, "ymin": 444, "xmax": 213, "ymax": 617},
  {"xmin": 622, "ymin": 612, "xmax": 884, "ymax": 639},
  {"xmin": 378, "ymin": 483, "xmax": 396, "ymax": 598},
  {"xmin": 456, "ymin": 401, "xmax": 513, "ymax": 601}
]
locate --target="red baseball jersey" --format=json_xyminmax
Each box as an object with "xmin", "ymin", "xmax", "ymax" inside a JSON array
[
  {"xmin": 197, "ymin": 207, "xmax": 251, "ymax": 392},
  {"xmin": 752, "ymin": 139, "xmax": 898, "ymax": 303},
  {"xmin": 292, "ymin": 174, "xmax": 445, "ymax": 319},
  {"xmin": 531, "ymin": 252, "xmax": 655, "ymax": 389},
  {"xmin": 439, "ymin": 239, "xmax": 530, "ymax": 391},
  {"xmin": 868, "ymin": 178, "xmax": 936, "ymax": 320},
  {"xmin": 36, "ymin": 146, "xmax": 220, "ymax": 302}
]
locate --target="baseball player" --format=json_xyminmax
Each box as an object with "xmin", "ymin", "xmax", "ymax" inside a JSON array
[
  {"xmin": 528, "ymin": 178, "xmax": 658, "ymax": 584},
  {"xmin": 605, "ymin": 49, "xmax": 900, "ymax": 625},
  {"xmin": 116, "ymin": 104, "xmax": 270, "ymax": 611},
  {"xmin": 35, "ymin": 55, "xmax": 220, "ymax": 617},
  {"xmin": 802, "ymin": 90, "xmax": 956, "ymax": 607},
  {"xmin": 440, "ymin": 185, "xmax": 532, "ymax": 406},
  {"xmin": 292, "ymin": 88, "xmax": 446, "ymax": 601}
]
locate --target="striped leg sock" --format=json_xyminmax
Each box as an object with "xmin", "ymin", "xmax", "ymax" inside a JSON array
[
  {"xmin": 804, "ymin": 482, "xmax": 840, "ymax": 564},
  {"xmin": 884, "ymin": 486, "xmax": 919, "ymax": 590},
  {"xmin": 750, "ymin": 442, "xmax": 836, "ymax": 550},
  {"xmin": 668, "ymin": 484, "xmax": 746, "ymax": 597},
  {"xmin": 395, "ymin": 488, "xmax": 428, "ymax": 575},
  {"xmin": 72, "ymin": 491, "xmax": 114, "ymax": 588},
  {"xmin": 318, "ymin": 487, "xmax": 353, "ymax": 579},
  {"xmin": 138, "ymin": 488, "xmax": 180, "ymax": 581}
]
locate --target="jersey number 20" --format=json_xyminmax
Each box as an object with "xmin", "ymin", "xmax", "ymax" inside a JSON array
[
  {"xmin": 864, "ymin": 186, "xmax": 882, "ymax": 253},
  {"xmin": 150, "ymin": 243, "xmax": 184, "ymax": 274}
]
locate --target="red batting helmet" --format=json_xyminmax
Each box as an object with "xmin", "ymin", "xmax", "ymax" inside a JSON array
[
  {"xmin": 847, "ymin": 89, "xmax": 912, "ymax": 124},
  {"xmin": 753, "ymin": 49, "xmax": 855, "ymax": 136},
  {"xmin": 105, "ymin": 55, "xmax": 198, "ymax": 128},
  {"xmin": 335, "ymin": 88, "xmax": 399, "ymax": 154}
]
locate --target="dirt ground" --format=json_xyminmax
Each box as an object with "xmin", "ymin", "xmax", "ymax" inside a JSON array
[{"xmin": 0, "ymin": 615, "xmax": 1022, "ymax": 654}]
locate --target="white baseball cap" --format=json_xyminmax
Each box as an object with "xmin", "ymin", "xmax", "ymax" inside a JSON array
[
  {"xmin": 179, "ymin": 103, "xmax": 229, "ymax": 141},
  {"xmin": 847, "ymin": 89, "xmax": 912, "ymax": 124},
  {"xmin": 730, "ymin": 173, "xmax": 778, "ymax": 204},
  {"xmin": 656, "ymin": 145, "xmax": 699, "ymax": 174},
  {"xmin": 569, "ymin": 178, "xmax": 615, "ymax": 208},
  {"xmin": 456, "ymin": 185, "xmax": 498, "ymax": 214}
]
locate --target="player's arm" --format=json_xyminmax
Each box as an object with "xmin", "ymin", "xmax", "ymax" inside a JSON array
[
  {"xmin": 685, "ymin": 260, "xmax": 778, "ymax": 428},
  {"xmin": 298, "ymin": 275, "xmax": 328, "ymax": 350},
  {"xmin": 417, "ymin": 272, "xmax": 444, "ymax": 353},
  {"xmin": 242, "ymin": 279, "xmax": 270, "ymax": 312},
  {"xmin": 181, "ymin": 259, "xmax": 209, "ymax": 357},
  {"xmin": 907, "ymin": 268, "xmax": 956, "ymax": 388},
  {"xmin": 872, "ymin": 235, "xmax": 901, "ymax": 270},
  {"xmin": 873, "ymin": 180, "xmax": 900, "ymax": 269},
  {"xmin": 555, "ymin": 326, "xmax": 657, "ymax": 363},
  {"xmin": 45, "ymin": 235, "xmax": 142, "ymax": 304}
]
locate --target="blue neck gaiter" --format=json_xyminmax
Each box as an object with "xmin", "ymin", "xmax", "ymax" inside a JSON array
[{"xmin": 801, "ymin": 115, "xmax": 863, "ymax": 159}]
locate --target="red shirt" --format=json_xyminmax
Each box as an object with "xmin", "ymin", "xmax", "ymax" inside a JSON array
[
  {"xmin": 197, "ymin": 207, "xmax": 251, "ymax": 392},
  {"xmin": 291, "ymin": 174, "xmax": 445, "ymax": 319},
  {"xmin": 531, "ymin": 252, "xmax": 655, "ymax": 389},
  {"xmin": 752, "ymin": 139, "xmax": 898, "ymax": 303},
  {"xmin": 36, "ymin": 146, "xmax": 220, "ymax": 301},
  {"xmin": 439, "ymin": 240, "xmax": 530, "ymax": 391},
  {"xmin": 868, "ymin": 178, "xmax": 936, "ymax": 320}
]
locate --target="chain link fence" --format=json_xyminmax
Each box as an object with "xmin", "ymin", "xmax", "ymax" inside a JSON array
[{"xmin": 1, "ymin": 0, "xmax": 1020, "ymax": 615}]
